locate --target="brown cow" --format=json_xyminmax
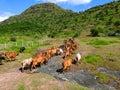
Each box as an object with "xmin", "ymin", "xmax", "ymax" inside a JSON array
[
  {"xmin": 50, "ymin": 46, "xmax": 58, "ymax": 56},
  {"xmin": 45, "ymin": 49, "xmax": 52, "ymax": 56},
  {"xmin": 44, "ymin": 53, "xmax": 52, "ymax": 64},
  {"xmin": 62, "ymin": 58, "xmax": 73, "ymax": 72},
  {"xmin": 5, "ymin": 51, "xmax": 19, "ymax": 61},
  {"xmin": 30, "ymin": 53, "xmax": 46, "ymax": 70},
  {"xmin": 36, "ymin": 52, "xmax": 43, "ymax": 58},
  {"xmin": 63, "ymin": 49, "xmax": 72, "ymax": 59}
]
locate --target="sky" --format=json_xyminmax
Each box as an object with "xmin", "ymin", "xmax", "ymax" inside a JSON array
[{"xmin": 0, "ymin": 0, "xmax": 113, "ymax": 22}]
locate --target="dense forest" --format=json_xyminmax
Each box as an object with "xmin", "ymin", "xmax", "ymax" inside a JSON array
[{"xmin": 0, "ymin": 1, "xmax": 120, "ymax": 37}]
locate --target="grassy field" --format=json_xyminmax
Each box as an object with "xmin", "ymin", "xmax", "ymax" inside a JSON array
[{"xmin": 0, "ymin": 35, "xmax": 120, "ymax": 89}]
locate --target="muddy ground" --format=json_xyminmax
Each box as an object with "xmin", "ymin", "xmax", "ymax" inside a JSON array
[{"xmin": 33, "ymin": 55, "xmax": 119, "ymax": 90}]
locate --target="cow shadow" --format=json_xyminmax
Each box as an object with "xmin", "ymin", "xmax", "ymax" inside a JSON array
[
  {"xmin": 19, "ymin": 67, "xmax": 30, "ymax": 72},
  {"xmin": 56, "ymin": 68, "xmax": 63, "ymax": 73}
]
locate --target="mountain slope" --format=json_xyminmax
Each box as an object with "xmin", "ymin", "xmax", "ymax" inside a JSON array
[
  {"xmin": 78, "ymin": 1, "xmax": 120, "ymax": 36},
  {"xmin": 0, "ymin": 1, "xmax": 120, "ymax": 37},
  {"xmin": 0, "ymin": 3, "xmax": 80, "ymax": 38}
]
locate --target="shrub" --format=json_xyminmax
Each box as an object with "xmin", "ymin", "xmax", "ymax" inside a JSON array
[
  {"xmin": 90, "ymin": 28, "xmax": 99, "ymax": 36},
  {"xmin": 10, "ymin": 37, "xmax": 17, "ymax": 42}
]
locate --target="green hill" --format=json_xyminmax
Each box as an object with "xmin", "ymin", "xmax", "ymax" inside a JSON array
[
  {"xmin": 0, "ymin": 1, "xmax": 120, "ymax": 37},
  {"xmin": 79, "ymin": 0, "xmax": 120, "ymax": 36},
  {"xmin": 0, "ymin": 3, "xmax": 80, "ymax": 38}
]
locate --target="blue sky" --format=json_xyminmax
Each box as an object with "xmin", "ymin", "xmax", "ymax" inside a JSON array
[{"xmin": 0, "ymin": 0, "xmax": 113, "ymax": 22}]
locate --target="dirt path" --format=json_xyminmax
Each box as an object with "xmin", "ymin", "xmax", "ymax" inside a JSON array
[{"xmin": 0, "ymin": 67, "xmax": 28, "ymax": 90}]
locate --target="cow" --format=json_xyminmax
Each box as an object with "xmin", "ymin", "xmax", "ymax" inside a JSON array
[
  {"xmin": 19, "ymin": 47, "xmax": 25, "ymax": 53},
  {"xmin": 63, "ymin": 49, "xmax": 72, "ymax": 59},
  {"xmin": 0, "ymin": 52, "xmax": 5, "ymax": 60},
  {"xmin": 30, "ymin": 53, "xmax": 46, "ymax": 71},
  {"xmin": 57, "ymin": 48, "xmax": 64, "ymax": 55},
  {"xmin": 62, "ymin": 58, "xmax": 73, "ymax": 72},
  {"xmin": 21, "ymin": 58, "xmax": 32, "ymax": 72},
  {"xmin": 0, "ymin": 52, "xmax": 5, "ymax": 64},
  {"xmin": 44, "ymin": 53, "xmax": 52, "ymax": 64},
  {"xmin": 75, "ymin": 53, "xmax": 82, "ymax": 64},
  {"xmin": 50, "ymin": 46, "xmax": 58, "ymax": 56},
  {"xmin": 45, "ymin": 49, "xmax": 52, "ymax": 56},
  {"xmin": 5, "ymin": 51, "xmax": 19, "ymax": 61}
]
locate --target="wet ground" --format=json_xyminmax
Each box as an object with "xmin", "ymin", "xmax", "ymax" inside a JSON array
[{"xmin": 32, "ymin": 56, "xmax": 118, "ymax": 90}]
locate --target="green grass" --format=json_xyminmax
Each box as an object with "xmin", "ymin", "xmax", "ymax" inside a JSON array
[
  {"xmin": 0, "ymin": 36, "xmax": 120, "ymax": 89},
  {"xmin": 18, "ymin": 84, "xmax": 25, "ymax": 90},
  {"xmin": 0, "ymin": 60, "xmax": 2, "ymax": 64},
  {"xmin": 66, "ymin": 82, "xmax": 89, "ymax": 90},
  {"xmin": 85, "ymin": 54, "xmax": 101, "ymax": 65},
  {"xmin": 89, "ymin": 70, "xmax": 112, "ymax": 85},
  {"xmin": 97, "ymin": 73, "xmax": 110, "ymax": 84},
  {"xmin": 88, "ymin": 39, "xmax": 117, "ymax": 45}
]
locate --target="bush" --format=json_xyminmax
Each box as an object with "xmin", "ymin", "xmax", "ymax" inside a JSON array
[
  {"xmin": 90, "ymin": 28, "xmax": 99, "ymax": 36},
  {"xmin": 10, "ymin": 37, "xmax": 17, "ymax": 42}
]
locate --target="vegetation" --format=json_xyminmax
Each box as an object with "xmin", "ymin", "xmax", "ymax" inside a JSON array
[
  {"xmin": 87, "ymin": 39, "xmax": 118, "ymax": 45},
  {"xmin": 0, "ymin": 1, "xmax": 120, "ymax": 89},
  {"xmin": 18, "ymin": 84, "xmax": 25, "ymax": 90},
  {"xmin": 85, "ymin": 54, "xmax": 101, "ymax": 65},
  {"xmin": 0, "ymin": 1, "xmax": 120, "ymax": 37}
]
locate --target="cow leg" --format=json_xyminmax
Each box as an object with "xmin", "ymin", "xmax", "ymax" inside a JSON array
[
  {"xmin": 21, "ymin": 66, "xmax": 24, "ymax": 72},
  {"xmin": 68, "ymin": 66, "xmax": 71, "ymax": 70}
]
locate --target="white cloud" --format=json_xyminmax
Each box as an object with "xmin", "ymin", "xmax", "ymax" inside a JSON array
[
  {"xmin": 68, "ymin": 0, "xmax": 92, "ymax": 5},
  {"xmin": 0, "ymin": 12, "xmax": 14, "ymax": 22},
  {"xmin": 35, "ymin": 0, "xmax": 92, "ymax": 5}
]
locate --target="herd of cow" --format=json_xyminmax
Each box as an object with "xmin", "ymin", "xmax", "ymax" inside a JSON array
[{"xmin": 0, "ymin": 38, "xmax": 82, "ymax": 73}]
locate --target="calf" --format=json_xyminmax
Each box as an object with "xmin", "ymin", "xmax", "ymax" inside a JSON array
[
  {"xmin": 21, "ymin": 58, "xmax": 32, "ymax": 72},
  {"xmin": 5, "ymin": 51, "xmax": 19, "ymax": 61}
]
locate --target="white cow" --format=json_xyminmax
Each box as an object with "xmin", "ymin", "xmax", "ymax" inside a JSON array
[
  {"xmin": 21, "ymin": 58, "xmax": 32, "ymax": 72},
  {"xmin": 75, "ymin": 53, "xmax": 81, "ymax": 64}
]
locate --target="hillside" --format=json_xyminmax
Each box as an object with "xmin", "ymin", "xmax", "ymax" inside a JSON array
[
  {"xmin": 0, "ymin": 1, "xmax": 120, "ymax": 37},
  {"xmin": 79, "ymin": 0, "xmax": 120, "ymax": 36},
  {"xmin": 0, "ymin": 3, "xmax": 80, "ymax": 38}
]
